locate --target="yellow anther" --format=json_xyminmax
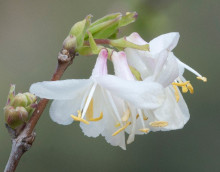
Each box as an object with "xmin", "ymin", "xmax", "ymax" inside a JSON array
[
  {"xmin": 173, "ymin": 85, "xmax": 180, "ymax": 102},
  {"xmin": 122, "ymin": 109, "xmax": 130, "ymax": 122},
  {"xmin": 112, "ymin": 122, "xmax": 131, "ymax": 136},
  {"xmin": 139, "ymin": 128, "xmax": 150, "ymax": 133},
  {"xmin": 136, "ymin": 114, "xmax": 148, "ymax": 120},
  {"xmin": 89, "ymin": 112, "xmax": 103, "ymax": 121},
  {"xmin": 197, "ymin": 76, "xmax": 207, "ymax": 82},
  {"xmin": 115, "ymin": 122, "xmax": 121, "ymax": 127},
  {"xmin": 150, "ymin": 121, "xmax": 168, "ymax": 127},
  {"xmin": 187, "ymin": 83, "xmax": 194, "ymax": 94},
  {"xmin": 71, "ymin": 115, "xmax": 90, "ymax": 125},
  {"xmin": 182, "ymin": 86, "xmax": 188, "ymax": 93},
  {"xmin": 172, "ymin": 81, "xmax": 190, "ymax": 87}
]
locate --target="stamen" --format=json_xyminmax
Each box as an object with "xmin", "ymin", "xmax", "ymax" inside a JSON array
[
  {"xmin": 89, "ymin": 112, "xmax": 103, "ymax": 121},
  {"xmin": 173, "ymin": 85, "xmax": 180, "ymax": 102},
  {"xmin": 197, "ymin": 76, "xmax": 207, "ymax": 82},
  {"xmin": 150, "ymin": 121, "xmax": 168, "ymax": 127},
  {"xmin": 187, "ymin": 83, "xmax": 194, "ymax": 94},
  {"xmin": 172, "ymin": 81, "xmax": 190, "ymax": 87},
  {"xmin": 115, "ymin": 122, "xmax": 121, "ymax": 127},
  {"xmin": 139, "ymin": 128, "xmax": 150, "ymax": 133},
  {"xmin": 112, "ymin": 122, "xmax": 131, "ymax": 136},
  {"xmin": 85, "ymin": 98, "xmax": 103, "ymax": 121},
  {"xmin": 136, "ymin": 113, "xmax": 148, "ymax": 120},
  {"xmin": 121, "ymin": 109, "xmax": 130, "ymax": 122},
  {"xmin": 137, "ymin": 109, "xmax": 147, "ymax": 129},
  {"xmin": 182, "ymin": 86, "xmax": 188, "ymax": 93},
  {"xmin": 71, "ymin": 113, "xmax": 90, "ymax": 125}
]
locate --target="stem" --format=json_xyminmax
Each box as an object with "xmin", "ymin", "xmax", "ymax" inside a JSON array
[
  {"xmin": 4, "ymin": 49, "xmax": 75, "ymax": 172},
  {"xmin": 84, "ymin": 39, "xmax": 110, "ymax": 46}
]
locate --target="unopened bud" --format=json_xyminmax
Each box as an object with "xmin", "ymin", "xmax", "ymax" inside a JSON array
[
  {"xmin": 4, "ymin": 106, "xmax": 28, "ymax": 129},
  {"xmin": 11, "ymin": 93, "xmax": 28, "ymax": 107},
  {"xmin": 4, "ymin": 85, "xmax": 37, "ymax": 129},
  {"xmin": 63, "ymin": 35, "xmax": 77, "ymax": 50},
  {"xmin": 23, "ymin": 92, "xmax": 37, "ymax": 105},
  {"xmin": 69, "ymin": 15, "xmax": 92, "ymax": 48}
]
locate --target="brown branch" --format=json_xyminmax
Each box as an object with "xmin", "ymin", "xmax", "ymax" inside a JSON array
[{"xmin": 4, "ymin": 48, "xmax": 75, "ymax": 172}]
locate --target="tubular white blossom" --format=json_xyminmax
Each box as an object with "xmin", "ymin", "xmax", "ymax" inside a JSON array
[
  {"xmin": 30, "ymin": 48, "xmax": 165, "ymax": 149},
  {"xmin": 125, "ymin": 32, "xmax": 204, "ymax": 131}
]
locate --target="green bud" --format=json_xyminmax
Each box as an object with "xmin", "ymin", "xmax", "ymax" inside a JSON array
[
  {"xmin": 4, "ymin": 106, "xmax": 28, "ymax": 129},
  {"xmin": 63, "ymin": 35, "xmax": 77, "ymax": 50},
  {"xmin": 6, "ymin": 84, "xmax": 15, "ymax": 105},
  {"xmin": 86, "ymin": 14, "xmax": 121, "ymax": 39},
  {"xmin": 4, "ymin": 85, "xmax": 37, "ymax": 129},
  {"xmin": 69, "ymin": 15, "xmax": 92, "ymax": 48},
  {"xmin": 90, "ymin": 13, "xmax": 122, "ymax": 28},
  {"xmin": 119, "ymin": 12, "xmax": 138, "ymax": 28},
  {"xmin": 23, "ymin": 92, "xmax": 37, "ymax": 106},
  {"xmin": 91, "ymin": 17, "xmax": 121, "ymax": 39},
  {"xmin": 11, "ymin": 93, "xmax": 28, "ymax": 107},
  {"xmin": 110, "ymin": 37, "xmax": 149, "ymax": 51},
  {"xmin": 88, "ymin": 32, "xmax": 100, "ymax": 54}
]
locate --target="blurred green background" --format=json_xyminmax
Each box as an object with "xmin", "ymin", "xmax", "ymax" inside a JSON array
[{"xmin": 0, "ymin": 0, "xmax": 219, "ymax": 171}]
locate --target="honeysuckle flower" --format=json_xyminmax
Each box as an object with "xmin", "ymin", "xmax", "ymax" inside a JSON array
[
  {"xmin": 30, "ymin": 49, "xmax": 165, "ymax": 149},
  {"xmin": 97, "ymin": 51, "xmax": 166, "ymax": 144},
  {"xmin": 124, "ymin": 32, "xmax": 207, "ymax": 131}
]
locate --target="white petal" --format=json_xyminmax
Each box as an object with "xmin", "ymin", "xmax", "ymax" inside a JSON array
[
  {"xmin": 152, "ymin": 50, "xmax": 169, "ymax": 79},
  {"xmin": 126, "ymin": 32, "xmax": 148, "ymax": 45},
  {"xmin": 30, "ymin": 79, "xmax": 93, "ymax": 99},
  {"xmin": 101, "ymin": 96, "xmax": 126, "ymax": 150},
  {"xmin": 49, "ymin": 99, "xmax": 81, "ymax": 125},
  {"xmin": 149, "ymin": 32, "xmax": 180, "ymax": 53},
  {"xmin": 156, "ymin": 52, "xmax": 179, "ymax": 87},
  {"xmin": 125, "ymin": 48, "xmax": 150, "ymax": 78},
  {"xmin": 80, "ymin": 86, "xmax": 105, "ymax": 137},
  {"xmin": 152, "ymin": 87, "xmax": 190, "ymax": 131},
  {"xmin": 96, "ymin": 75, "xmax": 165, "ymax": 109}
]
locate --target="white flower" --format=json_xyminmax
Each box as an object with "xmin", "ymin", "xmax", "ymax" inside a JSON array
[
  {"xmin": 98, "ymin": 51, "xmax": 165, "ymax": 144},
  {"xmin": 30, "ymin": 49, "xmax": 165, "ymax": 149},
  {"xmin": 125, "ymin": 32, "xmax": 206, "ymax": 131}
]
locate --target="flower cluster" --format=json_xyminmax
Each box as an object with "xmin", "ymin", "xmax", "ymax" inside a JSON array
[{"xmin": 30, "ymin": 13, "xmax": 206, "ymax": 150}]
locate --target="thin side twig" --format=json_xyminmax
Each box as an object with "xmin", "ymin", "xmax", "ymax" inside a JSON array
[{"xmin": 4, "ymin": 48, "xmax": 75, "ymax": 172}]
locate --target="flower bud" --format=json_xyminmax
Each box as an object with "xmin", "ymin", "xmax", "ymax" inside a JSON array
[
  {"xmin": 23, "ymin": 92, "xmax": 37, "ymax": 105},
  {"xmin": 4, "ymin": 85, "xmax": 37, "ymax": 129},
  {"xmin": 69, "ymin": 15, "xmax": 91, "ymax": 48},
  {"xmin": 63, "ymin": 35, "xmax": 77, "ymax": 50},
  {"xmin": 4, "ymin": 106, "xmax": 28, "ymax": 129},
  {"xmin": 11, "ymin": 93, "xmax": 28, "ymax": 107}
]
